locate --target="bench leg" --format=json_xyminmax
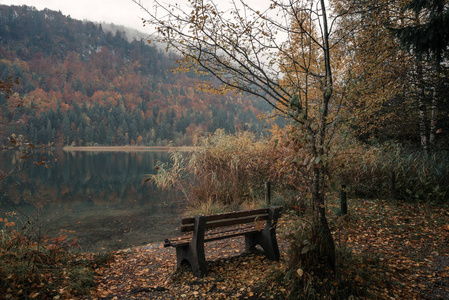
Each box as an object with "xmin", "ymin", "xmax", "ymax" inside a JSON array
[
  {"xmin": 176, "ymin": 244, "xmax": 207, "ymax": 277},
  {"xmin": 260, "ymin": 226, "xmax": 280, "ymax": 261},
  {"xmin": 244, "ymin": 233, "xmax": 258, "ymax": 252},
  {"xmin": 175, "ymin": 215, "xmax": 207, "ymax": 277},
  {"xmin": 244, "ymin": 226, "xmax": 280, "ymax": 261}
]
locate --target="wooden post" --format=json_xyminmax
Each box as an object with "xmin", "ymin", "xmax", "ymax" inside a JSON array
[
  {"xmin": 340, "ymin": 184, "xmax": 347, "ymax": 215},
  {"xmin": 265, "ymin": 181, "xmax": 271, "ymax": 207},
  {"xmin": 391, "ymin": 171, "xmax": 396, "ymax": 200}
]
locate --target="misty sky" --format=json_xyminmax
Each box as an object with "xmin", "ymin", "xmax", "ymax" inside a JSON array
[
  {"xmin": 0, "ymin": 0, "xmax": 155, "ymax": 33},
  {"xmin": 0, "ymin": 0, "xmax": 270, "ymax": 35}
]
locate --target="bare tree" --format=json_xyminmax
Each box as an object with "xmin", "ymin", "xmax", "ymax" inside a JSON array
[{"xmin": 134, "ymin": 0, "xmax": 346, "ymax": 271}]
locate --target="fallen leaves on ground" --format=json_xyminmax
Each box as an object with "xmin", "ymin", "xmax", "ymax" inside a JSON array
[
  {"xmin": 330, "ymin": 199, "xmax": 449, "ymax": 299},
  {"xmin": 87, "ymin": 200, "xmax": 448, "ymax": 299},
  {"xmin": 87, "ymin": 237, "xmax": 285, "ymax": 299}
]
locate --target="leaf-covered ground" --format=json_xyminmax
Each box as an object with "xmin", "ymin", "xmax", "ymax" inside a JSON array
[
  {"xmin": 87, "ymin": 237, "xmax": 281, "ymax": 299},
  {"xmin": 330, "ymin": 199, "xmax": 449, "ymax": 299},
  {"xmin": 86, "ymin": 199, "xmax": 448, "ymax": 299}
]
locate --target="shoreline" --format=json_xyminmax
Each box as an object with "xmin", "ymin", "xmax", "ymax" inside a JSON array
[{"xmin": 62, "ymin": 146, "xmax": 196, "ymax": 152}]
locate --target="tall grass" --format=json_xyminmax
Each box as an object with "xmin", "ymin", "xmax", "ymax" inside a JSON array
[
  {"xmin": 149, "ymin": 129, "xmax": 274, "ymax": 214},
  {"xmin": 332, "ymin": 143, "xmax": 449, "ymax": 203},
  {"xmin": 150, "ymin": 128, "xmax": 448, "ymax": 217},
  {"xmin": 188, "ymin": 129, "xmax": 271, "ymax": 207}
]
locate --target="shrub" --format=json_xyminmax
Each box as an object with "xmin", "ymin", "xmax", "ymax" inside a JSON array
[{"xmin": 0, "ymin": 212, "xmax": 110, "ymax": 299}]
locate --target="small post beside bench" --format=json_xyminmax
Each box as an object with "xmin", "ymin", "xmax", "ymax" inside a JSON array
[{"xmin": 164, "ymin": 206, "xmax": 282, "ymax": 277}]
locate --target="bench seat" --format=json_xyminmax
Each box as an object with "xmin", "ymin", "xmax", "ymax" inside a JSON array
[{"xmin": 164, "ymin": 206, "xmax": 282, "ymax": 277}]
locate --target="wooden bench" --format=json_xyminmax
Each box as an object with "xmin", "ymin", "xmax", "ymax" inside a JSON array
[{"xmin": 164, "ymin": 206, "xmax": 282, "ymax": 277}]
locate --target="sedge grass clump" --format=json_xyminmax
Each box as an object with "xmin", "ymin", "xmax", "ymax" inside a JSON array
[
  {"xmin": 188, "ymin": 129, "xmax": 272, "ymax": 207},
  {"xmin": 148, "ymin": 129, "xmax": 274, "ymax": 214},
  {"xmin": 148, "ymin": 127, "xmax": 320, "ymax": 215},
  {"xmin": 329, "ymin": 138, "xmax": 449, "ymax": 203}
]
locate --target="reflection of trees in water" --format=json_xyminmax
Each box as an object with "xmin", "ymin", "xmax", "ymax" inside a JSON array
[
  {"xmin": 0, "ymin": 150, "xmax": 185, "ymax": 251},
  {"xmin": 0, "ymin": 151, "xmax": 180, "ymax": 210}
]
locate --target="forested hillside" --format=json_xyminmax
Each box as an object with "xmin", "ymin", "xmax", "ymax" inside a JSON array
[{"xmin": 0, "ymin": 5, "xmax": 270, "ymax": 146}]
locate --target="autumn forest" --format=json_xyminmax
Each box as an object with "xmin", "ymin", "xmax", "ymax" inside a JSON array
[{"xmin": 0, "ymin": 5, "xmax": 271, "ymax": 147}]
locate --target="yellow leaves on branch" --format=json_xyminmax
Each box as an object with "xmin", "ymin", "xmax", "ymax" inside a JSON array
[{"xmin": 0, "ymin": 217, "xmax": 16, "ymax": 227}]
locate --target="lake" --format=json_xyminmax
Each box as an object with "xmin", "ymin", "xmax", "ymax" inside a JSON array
[{"xmin": 0, "ymin": 149, "xmax": 186, "ymax": 251}]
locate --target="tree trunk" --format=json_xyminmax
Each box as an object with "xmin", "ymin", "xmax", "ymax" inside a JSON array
[
  {"xmin": 312, "ymin": 165, "xmax": 336, "ymax": 271},
  {"xmin": 429, "ymin": 86, "xmax": 438, "ymax": 147},
  {"xmin": 416, "ymin": 59, "xmax": 429, "ymax": 153},
  {"xmin": 309, "ymin": 0, "xmax": 336, "ymax": 272},
  {"xmin": 429, "ymin": 51, "xmax": 441, "ymax": 149}
]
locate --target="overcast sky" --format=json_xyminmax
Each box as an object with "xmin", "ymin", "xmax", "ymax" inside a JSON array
[
  {"xmin": 0, "ymin": 0, "xmax": 272, "ymax": 35},
  {"xmin": 0, "ymin": 0, "xmax": 160, "ymax": 34}
]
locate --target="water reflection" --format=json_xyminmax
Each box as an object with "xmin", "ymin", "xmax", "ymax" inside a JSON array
[{"xmin": 0, "ymin": 150, "xmax": 185, "ymax": 251}]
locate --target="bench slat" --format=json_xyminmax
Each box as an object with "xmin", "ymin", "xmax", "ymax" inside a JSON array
[
  {"xmin": 165, "ymin": 224, "xmax": 259, "ymax": 247},
  {"xmin": 166, "ymin": 224, "xmax": 255, "ymax": 245},
  {"xmin": 204, "ymin": 226, "xmax": 258, "ymax": 243},
  {"xmin": 181, "ymin": 208, "xmax": 269, "ymax": 225},
  {"xmin": 180, "ymin": 214, "xmax": 268, "ymax": 232}
]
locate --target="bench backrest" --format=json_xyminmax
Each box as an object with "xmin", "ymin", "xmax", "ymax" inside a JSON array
[{"xmin": 180, "ymin": 207, "xmax": 281, "ymax": 233}]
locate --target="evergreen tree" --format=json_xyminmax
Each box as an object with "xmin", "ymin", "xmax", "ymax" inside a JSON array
[{"xmin": 62, "ymin": 114, "xmax": 71, "ymax": 144}]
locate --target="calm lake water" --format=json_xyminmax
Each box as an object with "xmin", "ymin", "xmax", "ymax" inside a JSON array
[{"xmin": 0, "ymin": 149, "xmax": 185, "ymax": 251}]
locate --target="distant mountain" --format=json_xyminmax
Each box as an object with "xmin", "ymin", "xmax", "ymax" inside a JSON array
[
  {"xmin": 98, "ymin": 22, "xmax": 152, "ymax": 43},
  {"xmin": 0, "ymin": 4, "xmax": 270, "ymax": 147}
]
